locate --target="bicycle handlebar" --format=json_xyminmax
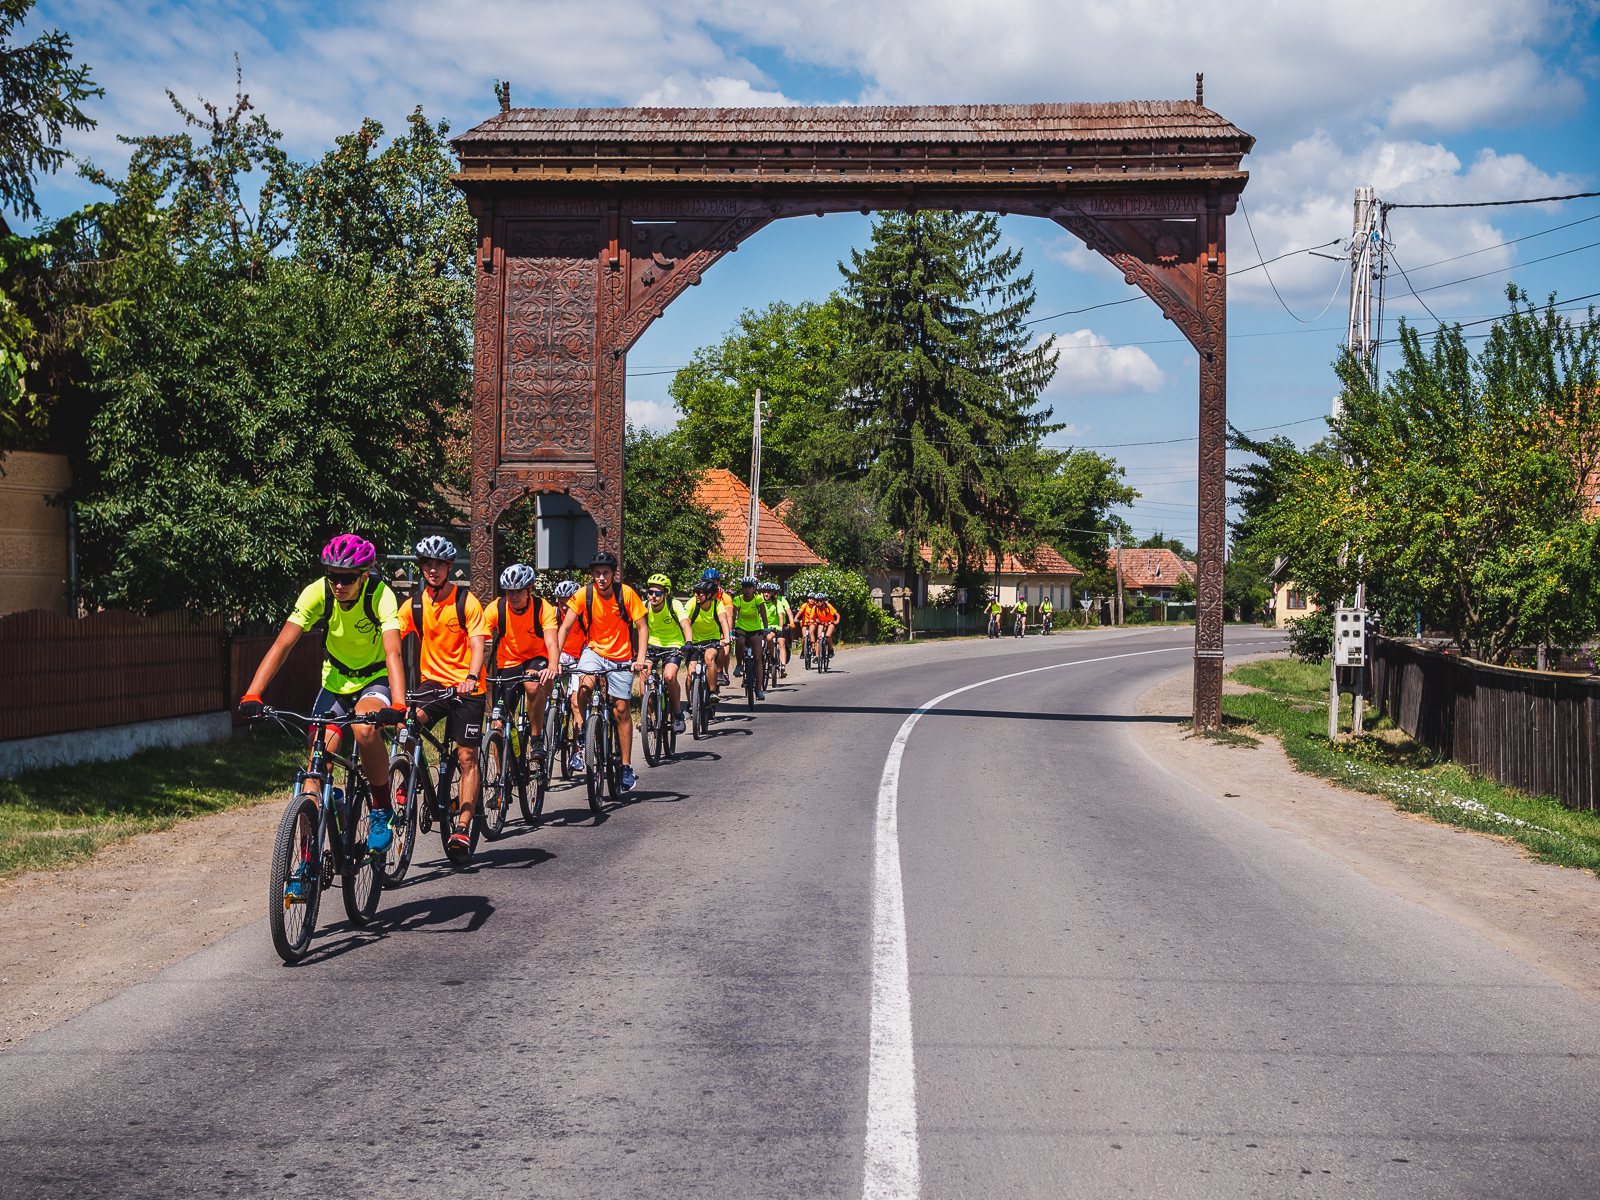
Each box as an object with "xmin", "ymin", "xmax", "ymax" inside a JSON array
[{"xmin": 250, "ymin": 707, "xmax": 380, "ymax": 728}]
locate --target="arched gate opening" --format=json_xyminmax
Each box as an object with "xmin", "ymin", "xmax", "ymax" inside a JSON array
[{"xmin": 451, "ymin": 99, "xmax": 1252, "ymax": 727}]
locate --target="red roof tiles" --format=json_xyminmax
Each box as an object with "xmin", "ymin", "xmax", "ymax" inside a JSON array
[
  {"xmin": 694, "ymin": 469, "xmax": 824, "ymax": 569},
  {"xmin": 1110, "ymin": 548, "xmax": 1196, "ymax": 590},
  {"xmin": 921, "ymin": 543, "xmax": 1083, "ymax": 578}
]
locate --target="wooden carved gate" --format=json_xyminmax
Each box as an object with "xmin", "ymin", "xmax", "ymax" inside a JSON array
[{"xmin": 451, "ymin": 100, "xmax": 1252, "ymax": 727}]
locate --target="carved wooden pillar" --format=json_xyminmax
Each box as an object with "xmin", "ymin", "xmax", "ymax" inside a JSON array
[
  {"xmin": 1055, "ymin": 191, "xmax": 1232, "ymax": 729},
  {"xmin": 1192, "ymin": 210, "xmax": 1228, "ymax": 730}
]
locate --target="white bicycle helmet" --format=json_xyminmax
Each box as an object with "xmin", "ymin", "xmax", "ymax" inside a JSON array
[
  {"xmin": 499, "ymin": 562, "xmax": 536, "ymax": 590},
  {"xmin": 553, "ymin": 579, "xmax": 581, "ymax": 600},
  {"xmin": 415, "ymin": 535, "xmax": 457, "ymax": 561}
]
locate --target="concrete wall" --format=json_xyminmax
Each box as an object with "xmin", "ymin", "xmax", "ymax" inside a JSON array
[
  {"xmin": 0, "ymin": 710, "xmax": 233, "ymax": 778},
  {"xmin": 0, "ymin": 450, "xmax": 71, "ymax": 617}
]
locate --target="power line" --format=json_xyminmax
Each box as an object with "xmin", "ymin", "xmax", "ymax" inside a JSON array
[
  {"xmin": 1406, "ymin": 211, "xmax": 1600, "ymax": 273},
  {"xmin": 1066, "ymin": 413, "xmax": 1326, "ymax": 450},
  {"xmin": 1403, "ymin": 238, "xmax": 1600, "ymax": 297},
  {"xmin": 1239, "ymin": 201, "xmax": 1350, "ymax": 325},
  {"xmin": 1385, "ymin": 190, "xmax": 1600, "ymax": 211},
  {"xmin": 1387, "ymin": 252, "xmax": 1443, "ymax": 326}
]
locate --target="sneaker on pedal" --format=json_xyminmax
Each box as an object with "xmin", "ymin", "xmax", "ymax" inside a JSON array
[
  {"xmin": 733, "ymin": 662, "xmax": 743, "ymax": 678},
  {"xmin": 672, "ymin": 712, "xmax": 685, "ymax": 733},
  {"xmin": 780, "ymin": 665, "xmax": 787, "ymax": 677},
  {"xmin": 448, "ymin": 828, "xmax": 471, "ymax": 853},
  {"xmin": 619, "ymin": 765, "xmax": 637, "ymax": 792},
  {"xmin": 367, "ymin": 809, "xmax": 393, "ymax": 853},
  {"xmin": 528, "ymin": 737, "xmax": 545, "ymax": 758},
  {"xmin": 756, "ymin": 687, "xmax": 766, "ymax": 701},
  {"xmin": 570, "ymin": 749, "xmax": 584, "ymax": 773}
]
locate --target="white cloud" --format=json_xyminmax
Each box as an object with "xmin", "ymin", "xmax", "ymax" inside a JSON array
[
  {"xmin": 1386, "ymin": 53, "xmax": 1585, "ymax": 133},
  {"xmin": 625, "ymin": 395, "xmax": 681, "ymax": 432},
  {"xmin": 637, "ymin": 74, "xmax": 792, "ymax": 107},
  {"xmin": 1046, "ymin": 329, "xmax": 1166, "ymax": 396}
]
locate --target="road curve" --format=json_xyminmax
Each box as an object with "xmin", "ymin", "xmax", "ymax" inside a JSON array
[{"xmin": 2, "ymin": 625, "xmax": 1598, "ymax": 1199}]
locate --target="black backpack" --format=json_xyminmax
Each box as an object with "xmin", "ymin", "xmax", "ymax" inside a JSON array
[
  {"xmin": 311, "ymin": 570, "xmax": 391, "ymax": 680},
  {"xmin": 491, "ymin": 594, "xmax": 554, "ymax": 667}
]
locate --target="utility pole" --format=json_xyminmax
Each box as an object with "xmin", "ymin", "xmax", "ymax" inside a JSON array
[
  {"xmin": 1115, "ymin": 525, "xmax": 1125, "ymax": 626},
  {"xmin": 1331, "ymin": 187, "xmax": 1385, "ymax": 738},
  {"xmin": 745, "ymin": 389, "xmax": 763, "ymax": 578}
]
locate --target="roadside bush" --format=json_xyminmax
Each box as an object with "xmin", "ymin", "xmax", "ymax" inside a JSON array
[
  {"xmin": 786, "ymin": 565, "xmax": 901, "ymax": 643},
  {"xmin": 1286, "ymin": 609, "xmax": 1333, "ymax": 662}
]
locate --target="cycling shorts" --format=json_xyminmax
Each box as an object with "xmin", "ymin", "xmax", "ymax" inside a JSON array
[
  {"xmin": 575, "ymin": 646, "xmax": 636, "ymax": 700},
  {"xmin": 415, "ymin": 678, "xmax": 485, "ymax": 748},
  {"xmin": 647, "ymin": 647, "xmax": 684, "ymax": 667},
  {"xmin": 311, "ymin": 679, "xmax": 391, "ymax": 720}
]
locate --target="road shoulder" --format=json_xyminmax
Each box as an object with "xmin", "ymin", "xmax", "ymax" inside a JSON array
[
  {"xmin": 0, "ymin": 796, "xmax": 280, "ymax": 1051},
  {"xmin": 1132, "ymin": 660, "xmax": 1600, "ymax": 1005}
]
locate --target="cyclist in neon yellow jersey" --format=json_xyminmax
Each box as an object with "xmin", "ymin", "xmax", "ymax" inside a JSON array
[
  {"xmin": 728, "ymin": 575, "xmax": 769, "ymax": 700},
  {"xmin": 643, "ymin": 572, "xmax": 694, "ymax": 733},
  {"xmin": 759, "ymin": 580, "xmax": 793, "ymax": 678},
  {"xmin": 238, "ymin": 535, "xmax": 407, "ymax": 852},
  {"xmin": 686, "ymin": 578, "xmax": 732, "ymax": 704}
]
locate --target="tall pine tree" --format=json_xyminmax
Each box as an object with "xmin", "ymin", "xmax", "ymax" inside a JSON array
[{"xmin": 839, "ymin": 212, "xmax": 1059, "ymax": 586}]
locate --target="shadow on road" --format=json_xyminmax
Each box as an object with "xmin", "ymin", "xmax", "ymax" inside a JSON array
[{"xmin": 292, "ymin": 892, "xmax": 497, "ymax": 965}]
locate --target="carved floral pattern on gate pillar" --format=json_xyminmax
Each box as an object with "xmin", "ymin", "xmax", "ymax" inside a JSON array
[{"xmin": 501, "ymin": 256, "xmax": 597, "ymax": 460}]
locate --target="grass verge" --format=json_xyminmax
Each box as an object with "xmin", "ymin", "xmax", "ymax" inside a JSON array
[
  {"xmin": 1223, "ymin": 657, "xmax": 1600, "ymax": 875},
  {"xmin": 0, "ymin": 731, "xmax": 304, "ymax": 882}
]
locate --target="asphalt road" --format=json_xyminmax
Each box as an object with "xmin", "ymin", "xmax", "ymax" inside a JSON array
[{"xmin": 4, "ymin": 625, "xmax": 1600, "ymax": 1199}]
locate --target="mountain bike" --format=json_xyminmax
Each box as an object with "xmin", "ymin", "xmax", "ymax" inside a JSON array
[
  {"xmin": 739, "ymin": 635, "xmax": 761, "ymax": 708},
  {"xmin": 579, "ymin": 670, "xmax": 624, "ymax": 811},
  {"xmin": 479, "ymin": 666, "xmax": 542, "ymax": 839},
  {"xmin": 987, "ymin": 612, "xmax": 1001, "ymax": 639},
  {"xmin": 641, "ymin": 649, "xmax": 681, "ymax": 767},
  {"xmin": 685, "ymin": 640, "xmax": 718, "ymax": 739},
  {"xmin": 529, "ymin": 668, "xmax": 573, "ymax": 824},
  {"xmin": 253, "ymin": 707, "xmax": 384, "ymax": 965},
  {"xmin": 388, "ymin": 687, "xmax": 478, "ymax": 874},
  {"xmin": 801, "ymin": 626, "xmax": 816, "ymax": 670},
  {"xmin": 1013, "ymin": 611, "xmax": 1026, "ymax": 638},
  {"xmin": 816, "ymin": 629, "xmax": 834, "ymax": 673},
  {"xmin": 1041, "ymin": 611, "xmax": 1053, "ymax": 636},
  {"xmin": 763, "ymin": 634, "xmax": 781, "ymax": 691}
]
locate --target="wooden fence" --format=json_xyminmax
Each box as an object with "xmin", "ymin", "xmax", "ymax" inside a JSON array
[
  {"xmin": 1369, "ymin": 634, "xmax": 1600, "ymax": 811},
  {"xmin": 0, "ymin": 608, "xmax": 324, "ymax": 741}
]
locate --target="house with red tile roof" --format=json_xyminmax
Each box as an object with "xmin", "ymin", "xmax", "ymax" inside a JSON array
[
  {"xmin": 693, "ymin": 468, "xmax": 824, "ymax": 580},
  {"xmin": 871, "ymin": 542, "xmax": 1083, "ymax": 608},
  {"xmin": 1108, "ymin": 547, "xmax": 1196, "ymax": 599}
]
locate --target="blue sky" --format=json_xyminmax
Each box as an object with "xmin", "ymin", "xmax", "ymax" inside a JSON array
[{"xmin": 24, "ymin": 0, "xmax": 1600, "ymax": 546}]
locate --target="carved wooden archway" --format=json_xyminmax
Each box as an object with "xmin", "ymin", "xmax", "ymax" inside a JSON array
[{"xmin": 451, "ymin": 101, "xmax": 1252, "ymax": 727}]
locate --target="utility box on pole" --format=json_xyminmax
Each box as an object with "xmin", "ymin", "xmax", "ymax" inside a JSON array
[{"xmin": 1333, "ymin": 607, "xmax": 1366, "ymax": 666}]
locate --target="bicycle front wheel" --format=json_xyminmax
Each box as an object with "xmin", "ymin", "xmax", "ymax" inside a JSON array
[
  {"xmin": 268, "ymin": 792, "xmax": 323, "ymax": 964},
  {"xmin": 476, "ymin": 731, "xmax": 510, "ymax": 841},
  {"xmin": 584, "ymin": 712, "xmax": 604, "ymax": 813},
  {"xmin": 380, "ymin": 755, "xmax": 418, "ymax": 888},
  {"xmin": 341, "ymin": 777, "xmax": 381, "ymax": 927},
  {"xmin": 642, "ymin": 684, "xmax": 662, "ymax": 768}
]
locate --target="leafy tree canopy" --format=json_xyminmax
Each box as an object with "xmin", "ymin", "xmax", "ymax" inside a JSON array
[
  {"xmin": 778, "ymin": 477, "xmax": 896, "ymax": 572},
  {"xmin": 0, "ymin": 0, "xmax": 99, "ymax": 228},
  {"xmin": 1261, "ymin": 288, "xmax": 1600, "ymax": 664},
  {"xmin": 621, "ymin": 424, "xmax": 722, "ymax": 589},
  {"xmin": 667, "ymin": 297, "xmax": 850, "ymax": 487}
]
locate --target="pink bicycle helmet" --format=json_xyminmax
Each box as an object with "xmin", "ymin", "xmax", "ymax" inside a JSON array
[{"xmin": 321, "ymin": 534, "xmax": 377, "ymax": 570}]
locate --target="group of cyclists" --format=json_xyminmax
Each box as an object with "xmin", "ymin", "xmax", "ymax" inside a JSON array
[
  {"xmin": 238, "ymin": 533, "xmax": 842, "ymax": 959},
  {"xmin": 986, "ymin": 591, "xmax": 1054, "ymax": 638}
]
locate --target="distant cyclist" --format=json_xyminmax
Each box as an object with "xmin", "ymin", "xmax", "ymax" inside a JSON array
[
  {"xmin": 398, "ymin": 536, "xmax": 490, "ymax": 854},
  {"xmin": 485, "ymin": 563, "xmax": 561, "ymax": 758},
  {"xmin": 1039, "ymin": 595, "xmax": 1054, "ymax": 634},
  {"xmin": 986, "ymin": 596, "xmax": 1002, "ymax": 638},
  {"xmin": 701, "ymin": 567, "xmax": 734, "ymax": 685},
  {"xmin": 760, "ymin": 580, "xmax": 792, "ymax": 677},
  {"xmin": 729, "ymin": 575, "xmax": 769, "ymax": 699},
  {"xmin": 643, "ymin": 572, "xmax": 694, "ymax": 734},
  {"xmin": 238, "ymin": 534, "xmax": 406, "ymax": 852},
  {"xmin": 813, "ymin": 592, "xmax": 839, "ymax": 657},
  {"xmin": 552, "ymin": 551, "xmax": 648, "ymax": 792},
  {"xmin": 1013, "ymin": 592, "xmax": 1028, "ymax": 637}
]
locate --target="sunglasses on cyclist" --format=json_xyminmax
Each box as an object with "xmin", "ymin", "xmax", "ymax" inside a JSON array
[
  {"xmin": 646, "ymin": 588, "xmax": 666, "ymax": 597},
  {"xmin": 327, "ymin": 571, "xmax": 362, "ymax": 586}
]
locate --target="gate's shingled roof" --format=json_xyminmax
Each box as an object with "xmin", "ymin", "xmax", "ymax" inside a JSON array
[{"xmin": 455, "ymin": 101, "xmax": 1251, "ymax": 147}]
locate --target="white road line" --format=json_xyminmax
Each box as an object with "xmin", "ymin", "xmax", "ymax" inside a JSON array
[{"xmin": 863, "ymin": 641, "xmax": 1193, "ymax": 1199}]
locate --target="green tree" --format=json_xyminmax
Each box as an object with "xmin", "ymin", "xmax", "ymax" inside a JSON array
[
  {"xmin": 840, "ymin": 211, "xmax": 1060, "ymax": 580},
  {"xmin": 63, "ymin": 86, "xmax": 473, "ymax": 616},
  {"xmin": 1137, "ymin": 531, "xmax": 1193, "ymax": 559},
  {"xmin": 621, "ymin": 423, "xmax": 721, "ymax": 588},
  {"xmin": 1018, "ymin": 448, "xmax": 1137, "ymax": 568},
  {"xmin": 1262, "ymin": 289, "xmax": 1600, "ymax": 664},
  {"xmin": 668, "ymin": 298, "xmax": 850, "ymax": 486},
  {"xmin": 778, "ymin": 477, "xmax": 894, "ymax": 570},
  {"xmin": 74, "ymin": 259, "xmax": 450, "ymax": 619},
  {"xmin": 0, "ymin": 0, "xmax": 100, "ymax": 230}
]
